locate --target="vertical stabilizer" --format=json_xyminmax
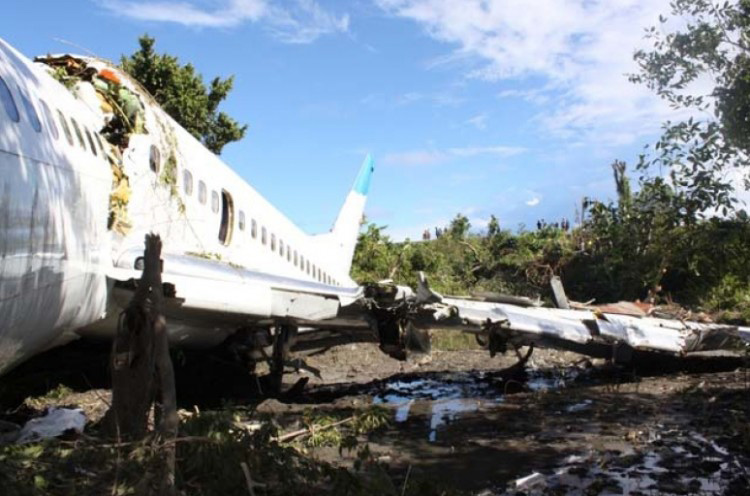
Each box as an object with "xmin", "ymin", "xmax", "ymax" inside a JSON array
[{"xmin": 327, "ymin": 155, "xmax": 374, "ymax": 276}]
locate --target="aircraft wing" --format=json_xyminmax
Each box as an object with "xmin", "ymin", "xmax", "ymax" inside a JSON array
[
  {"xmin": 103, "ymin": 250, "xmax": 373, "ymax": 350},
  {"xmin": 106, "ymin": 253, "xmax": 748, "ymax": 362},
  {"xmin": 365, "ymin": 274, "xmax": 750, "ymax": 362}
]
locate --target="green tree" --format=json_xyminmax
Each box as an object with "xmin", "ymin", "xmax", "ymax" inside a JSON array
[
  {"xmin": 631, "ymin": 0, "xmax": 750, "ymax": 217},
  {"xmin": 447, "ymin": 214, "xmax": 471, "ymax": 239},
  {"xmin": 121, "ymin": 35, "xmax": 247, "ymax": 154},
  {"xmin": 351, "ymin": 224, "xmax": 400, "ymax": 283},
  {"xmin": 487, "ymin": 215, "xmax": 501, "ymax": 238}
]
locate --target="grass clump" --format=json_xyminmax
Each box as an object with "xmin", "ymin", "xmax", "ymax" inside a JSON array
[{"xmin": 0, "ymin": 406, "xmax": 410, "ymax": 496}]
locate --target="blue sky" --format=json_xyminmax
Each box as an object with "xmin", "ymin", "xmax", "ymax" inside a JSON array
[{"xmin": 2, "ymin": 0, "xmax": 681, "ymax": 239}]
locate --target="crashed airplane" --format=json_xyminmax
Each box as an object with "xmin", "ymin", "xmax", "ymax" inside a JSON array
[{"xmin": 0, "ymin": 37, "xmax": 748, "ymax": 382}]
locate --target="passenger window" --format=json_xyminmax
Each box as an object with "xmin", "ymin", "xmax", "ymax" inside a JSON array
[
  {"xmin": 95, "ymin": 133, "xmax": 105, "ymax": 154},
  {"xmin": 84, "ymin": 128, "xmax": 97, "ymax": 156},
  {"xmin": 211, "ymin": 191, "xmax": 220, "ymax": 213},
  {"xmin": 39, "ymin": 100, "xmax": 58, "ymax": 140},
  {"xmin": 183, "ymin": 170, "xmax": 193, "ymax": 195},
  {"xmin": 238, "ymin": 211, "xmax": 246, "ymax": 231},
  {"xmin": 306, "ymin": 260, "xmax": 310, "ymax": 275},
  {"xmin": 70, "ymin": 118, "xmax": 86, "ymax": 149},
  {"xmin": 17, "ymin": 88, "xmax": 41, "ymax": 132},
  {"xmin": 294, "ymin": 251, "xmax": 298, "ymax": 266},
  {"xmin": 286, "ymin": 245, "xmax": 291, "ymax": 261},
  {"xmin": 57, "ymin": 110, "xmax": 73, "ymax": 145},
  {"xmin": 300, "ymin": 256, "xmax": 305, "ymax": 271},
  {"xmin": 261, "ymin": 227, "xmax": 267, "ymax": 245},
  {"xmin": 270, "ymin": 234, "xmax": 276, "ymax": 251},
  {"xmin": 198, "ymin": 181, "xmax": 207, "ymax": 204},
  {"xmin": 149, "ymin": 145, "xmax": 160, "ymax": 173},
  {"xmin": 279, "ymin": 240, "xmax": 284, "ymax": 257},
  {"xmin": 251, "ymin": 219, "xmax": 257, "ymax": 238},
  {"xmin": 0, "ymin": 76, "xmax": 19, "ymax": 122}
]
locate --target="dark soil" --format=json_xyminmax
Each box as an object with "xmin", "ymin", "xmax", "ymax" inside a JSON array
[{"xmin": 1, "ymin": 339, "xmax": 748, "ymax": 495}]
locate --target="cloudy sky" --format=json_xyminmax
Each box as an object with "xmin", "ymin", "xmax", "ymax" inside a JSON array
[{"xmin": 2, "ymin": 0, "xmax": 679, "ymax": 239}]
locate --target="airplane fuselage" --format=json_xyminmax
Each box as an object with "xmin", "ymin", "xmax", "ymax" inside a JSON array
[{"xmin": 0, "ymin": 38, "xmax": 370, "ymax": 374}]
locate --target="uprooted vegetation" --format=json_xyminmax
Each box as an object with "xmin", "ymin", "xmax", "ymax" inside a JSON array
[
  {"xmin": 353, "ymin": 163, "xmax": 750, "ymax": 326},
  {"xmin": 0, "ymin": 406, "xmax": 444, "ymax": 496}
]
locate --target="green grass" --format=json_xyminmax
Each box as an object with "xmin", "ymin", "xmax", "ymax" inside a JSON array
[{"xmin": 430, "ymin": 330, "xmax": 480, "ymax": 351}]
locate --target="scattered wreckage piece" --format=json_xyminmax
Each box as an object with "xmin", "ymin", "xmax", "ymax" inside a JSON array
[
  {"xmin": 7, "ymin": 408, "xmax": 87, "ymax": 444},
  {"xmin": 367, "ymin": 273, "xmax": 750, "ymax": 363}
]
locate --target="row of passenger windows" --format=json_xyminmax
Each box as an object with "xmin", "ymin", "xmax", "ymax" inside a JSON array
[
  {"xmin": 0, "ymin": 72, "xmax": 343, "ymax": 289},
  {"xmin": 147, "ymin": 148, "xmax": 342, "ymax": 288},
  {"xmin": 0, "ymin": 75, "xmax": 107, "ymax": 160}
]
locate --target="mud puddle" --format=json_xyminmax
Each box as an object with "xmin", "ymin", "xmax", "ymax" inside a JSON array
[
  {"xmin": 498, "ymin": 428, "xmax": 750, "ymax": 495},
  {"xmin": 372, "ymin": 374, "xmax": 495, "ymax": 442},
  {"xmin": 369, "ymin": 366, "xmax": 586, "ymax": 443},
  {"xmin": 290, "ymin": 350, "xmax": 748, "ymax": 494}
]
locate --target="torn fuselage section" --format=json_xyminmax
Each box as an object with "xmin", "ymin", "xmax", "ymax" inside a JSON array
[{"xmin": 366, "ymin": 274, "xmax": 750, "ymax": 363}]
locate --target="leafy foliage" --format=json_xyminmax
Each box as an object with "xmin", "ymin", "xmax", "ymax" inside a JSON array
[
  {"xmin": 352, "ymin": 160, "xmax": 750, "ymax": 322},
  {"xmin": 0, "ymin": 407, "xmax": 404, "ymax": 496},
  {"xmin": 351, "ymin": 2, "xmax": 750, "ymax": 322},
  {"xmin": 120, "ymin": 35, "xmax": 247, "ymax": 154},
  {"xmin": 352, "ymin": 218, "xmax": 575, "ymax": 298},
  {"xmin": 630, "ymin": 0, "xmax": 750, "ymax": 216}
]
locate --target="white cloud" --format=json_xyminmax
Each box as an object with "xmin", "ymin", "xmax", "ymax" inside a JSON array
[
  {"xmin": 267, "ymin": 0, "xmax": 350, "ymax": 44},
  {"xmin": 383, "ymin": 149, "xmax": 447, "ymax": 166},
  {"xmin": 525, "ymin": 196, "xmax": 540, "ymax": 207},
  {"xmin": 395, "ymin": 90, "xmax": 465, "ymax": 107},
  {"xmin": 376, "ymin": 0, "xmax": 676, "ymax": 146},
  {"xmin": 383, "ymin": 144, "xmax": 525, "ymax": 166},
  {"xmin": 497, "ymin": 88, "xmax": 550, "ymax": 106},
  {"xmin": 464, "ymin": 113, "xmax": 487, "ymax": 130},
  {"xmin": 448, "ymin": 145, "xmax": 523, "ymax": 157},
  {"xmin": 100, "ymin": 0, "xmax": 349, "ymax": 43}
]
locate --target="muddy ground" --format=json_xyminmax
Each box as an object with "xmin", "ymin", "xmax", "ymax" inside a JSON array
[
  {"xmin": 273, "ymin": 344, "xmax": 750, "ymax": 495},
  {"xmin": 1, "ymin": 338, "xmax": 749, "ymax": 495}
]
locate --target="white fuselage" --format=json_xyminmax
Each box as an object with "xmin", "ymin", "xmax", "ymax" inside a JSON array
[{"xmin": 0, "ymin": 38, "xmax": 367, "ymax": 374}]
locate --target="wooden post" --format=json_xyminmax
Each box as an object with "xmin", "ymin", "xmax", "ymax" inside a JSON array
[{"xmin": 104, "ymin": 234, "xmax": 177, "ymax": 494}]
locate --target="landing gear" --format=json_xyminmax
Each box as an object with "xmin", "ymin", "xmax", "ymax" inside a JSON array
[
  {"xmin": 222, "ymin": 323, "xmax": 305, "ymax": 398},
  {"xmin": 268, "ymin": 324, "xmax": 299, "ymax": 396},
  {"xmin": 370, "ymin": 307, "xmax": 432, "ymax": 360}
]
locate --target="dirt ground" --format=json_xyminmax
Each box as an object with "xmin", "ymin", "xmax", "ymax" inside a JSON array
[
  {"xmin": 271, "ymin": 343, "xmax": 750, "ymax": 494},
  {"xmin": 2, "ymin": 340, "xmax": 749, "ymax": 495}
]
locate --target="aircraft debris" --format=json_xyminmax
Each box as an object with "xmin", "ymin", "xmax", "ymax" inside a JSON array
[
  {"xmin": 367, "ymin": 273, "xmax": 750, "ymax": 363},
  {"xmin": 549, "ymin": 275, "xmax": 570, "ymax": 310},
  {"xmin": 513, "ymin": 471, "xmax": 546, "ymax": 491},
  {"xmin": 565, "ymin": 399, "xmax": 593, "ymax": 412},
  {"xmin": 35, "ymin": 53, "xmax": 158, "ymax": 235},
  {"xmin": 15, "ymin": 408, "xmax": 86, "ymax": 444}
]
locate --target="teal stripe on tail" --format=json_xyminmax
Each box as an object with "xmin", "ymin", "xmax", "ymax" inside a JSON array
[{"xmin": 353, "ymin": 154, "xmax": 375, "ymax": 195}]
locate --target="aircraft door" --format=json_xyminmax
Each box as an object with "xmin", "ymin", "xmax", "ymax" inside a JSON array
[{"xmin": 218, "ymin": 190, "xmax": 234, "ymax": 245}]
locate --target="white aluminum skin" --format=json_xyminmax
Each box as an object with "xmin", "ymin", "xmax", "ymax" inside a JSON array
[{"xmin": 0, "ymin": 38, "xmax": 371, "ymax": 374}]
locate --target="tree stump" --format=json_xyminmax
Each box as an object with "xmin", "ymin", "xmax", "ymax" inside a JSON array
[{"xmin": 103, "ymin": 234, "xmax": 178, "ymax": 493}]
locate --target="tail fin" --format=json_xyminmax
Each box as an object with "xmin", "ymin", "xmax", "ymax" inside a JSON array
[{"xmin": 326, "ymin": 155, "xmax": 374, "ymax": 276}]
